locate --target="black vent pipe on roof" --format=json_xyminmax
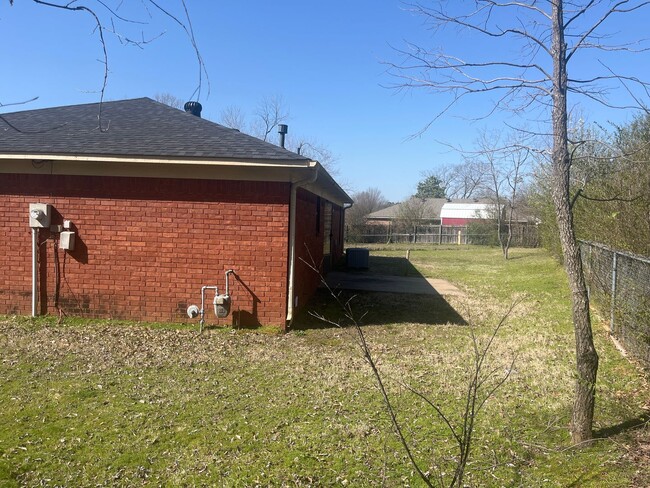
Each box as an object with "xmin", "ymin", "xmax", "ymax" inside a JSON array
[
  {"xmin": 184, "ymin": 101, "xmax": 202, "ymax": 118},
  {"xmin": 278, "ymin": 124, "xmax": 288, "ymax": 148}
]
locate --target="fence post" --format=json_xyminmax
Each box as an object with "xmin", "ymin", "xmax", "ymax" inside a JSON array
[
  {"xmin": 585, "ymin": 242, "xmax": 591, "ymax": 300},
  {"xmin": 438, "ymin": 225, "xmax": 442, "ymax": 245},
  {"xmin": 610, "ymin": 251, "xmax": 617, "ymax": 335}
]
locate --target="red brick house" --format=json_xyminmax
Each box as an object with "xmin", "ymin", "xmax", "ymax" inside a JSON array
[{"xmin": 0, "ymin": 98, "xmax": 352, "ymax": 329}]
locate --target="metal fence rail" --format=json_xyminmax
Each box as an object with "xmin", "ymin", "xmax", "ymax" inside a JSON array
[
  {"xmin": 346, "ymin": 223, "xmax": 539, "ymax": 247},
  {"xmin": 580, "ymin": 240, "xmax": 650, "ymax": 370}
]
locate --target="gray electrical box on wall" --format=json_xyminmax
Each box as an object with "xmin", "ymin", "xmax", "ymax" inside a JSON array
[
  {"xmin": 29, "ymin": 203, "xmax": 51, "ymax": 228},
  {"xmin": 60, "ymin": 231, "xmax": 76, "ymax": 251}
]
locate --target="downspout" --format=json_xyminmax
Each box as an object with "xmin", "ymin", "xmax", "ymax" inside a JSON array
[
  {"xmin": 286, "ymin": 163, "xmax": 319, "ymax": 325},
  {"xmin": 342, "ymin": 202, "xmax": 353, "ymax": 249}
]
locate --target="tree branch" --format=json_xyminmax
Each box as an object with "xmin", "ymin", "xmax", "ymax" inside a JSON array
[
  {"xmin": 146, "ymin": 0, "xmax": 210, "ymax": 101},
  {"xmin": 32, "ymin": 0, "xmax": 110, "ymax": 129},
  {"xmin": 566, "ymin": 1, "xmax": 650, "ymax": 63}
]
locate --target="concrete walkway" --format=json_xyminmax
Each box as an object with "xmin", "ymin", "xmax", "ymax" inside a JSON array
[{"xmin": 324, "ymin": 272, "xmax": 464, "ymax": 297}]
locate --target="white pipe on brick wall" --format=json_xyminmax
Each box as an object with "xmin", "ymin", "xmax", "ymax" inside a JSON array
[
  {"xmin": 32, "ymin": 228, "xmax": 38, "ymax": 317},
  {"xmin": 225, "ymin": 269, "xmax": 234, "ymax": 296},
  {"xmin": 286, "ymin": 166, "xmax": 319, "ymax": 325},
  {"xmin": 199, "ymin": 285, "xmax": 219, "ymax": 334}
]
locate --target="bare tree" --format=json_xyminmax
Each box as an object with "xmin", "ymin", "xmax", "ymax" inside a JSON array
[
  {"xmin": 250, "ymin": 95, "xmax": 290, "ymax": 142},
  {"xmin": 346, "ymin": 187, "xmax": 389, "ymax": 228},
  {"xmin": 154, "ymin": 93, "xmax": 184, "ymax": 110},
  {"xmin": 292, "ymin": 137, "xmax": 339, "ymax": 175},
  {"xmin": 395, "ymin": 197, "xmax": 429, "ymax": 243},
  {"xmin": 391, "ymin": 1, "xmax": 650, "ymax": 444},
  {"xmin": 220, "ymin": 105, "xmax": 247, "ymax": 131},
  {"xmin": 431, "ymin": 162, "xmax": 488, "ymax": 200},
  {"xmin": 218, "ymin": 97, "xmax": 340, "ymax": 177},
  {"xmin": 474, "ymin": 132, "xmax": 530, "ymax": 259}
]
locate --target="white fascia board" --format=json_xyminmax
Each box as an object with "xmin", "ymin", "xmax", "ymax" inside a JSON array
[
  {"xmin": 0, "ymin": 153, "xmax": 312, "ymax": 168},
  {"xmin": 0, "ymin": 157, "xmax": 318, "ymax": 183},
  {"xmin": 0, "ymin": 155, "xmax": 356, "ymax": 205}
]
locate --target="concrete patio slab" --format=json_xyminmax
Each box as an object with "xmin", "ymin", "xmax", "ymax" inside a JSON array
[{"xmin": 324, "ymin": 272, "xmax": 464, "ymax": 297}]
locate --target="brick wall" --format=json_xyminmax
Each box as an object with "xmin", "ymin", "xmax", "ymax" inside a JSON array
[
  {"xmin": 292, "ymin": 188, "xmax": 345, "ymax": 318},
  {"xmin": 0, "ymin": 174, "xmax": 290, "ymax": 327},
  {"xmin": 292, "ymin": 189, "xmax": 324, "ymax": 315}
]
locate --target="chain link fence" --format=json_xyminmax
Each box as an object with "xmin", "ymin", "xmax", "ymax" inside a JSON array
[
  {"xmin": 346, "ymin": 223, "xmax": 539, "ymax": 247},
  {"xmin": 580, "ymin": 240, "xmax": 650, "ymax": 370}
]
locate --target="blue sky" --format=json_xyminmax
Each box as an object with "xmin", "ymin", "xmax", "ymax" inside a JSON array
[{"xmin": 2, "ymin": 1, "xmax": 649, "ymax": 201}]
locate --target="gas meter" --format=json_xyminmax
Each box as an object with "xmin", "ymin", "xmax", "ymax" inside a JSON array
[{"xmin": 213, "ymin": 294, "xmax": 231, "ymax": 319}]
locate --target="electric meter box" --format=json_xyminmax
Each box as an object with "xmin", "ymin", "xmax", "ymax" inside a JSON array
[
  {"xmin": 29, "ymin": 203, "xmax": 51, "ymax": 228},
  {"xmin": 59, "ymin": 231, "xmax": 76, "ymax": 251}
]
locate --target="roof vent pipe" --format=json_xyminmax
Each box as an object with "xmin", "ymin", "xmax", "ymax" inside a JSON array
[
  {"xmin": 184, "ymin": 101, "xmax": 202, "ymax": 118},
  {"xmin": 278, "ymin": 124, "xmax": 288, "ymax": 148}
]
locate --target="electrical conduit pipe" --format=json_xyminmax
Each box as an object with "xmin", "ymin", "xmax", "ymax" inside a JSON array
[{"xmin": 32, "ymin": 228, "xmax": 38, "ymax": 317}]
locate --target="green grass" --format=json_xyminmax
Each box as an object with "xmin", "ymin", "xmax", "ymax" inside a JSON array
[{"xmin": 1, "ymin": 246, "xmax": 648, "ymax": 486}]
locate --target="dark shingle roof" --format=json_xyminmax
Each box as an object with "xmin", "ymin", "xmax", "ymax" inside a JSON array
[{"xmin": 0, "ymin": 97, "xmax": 309, "ymax": 163}]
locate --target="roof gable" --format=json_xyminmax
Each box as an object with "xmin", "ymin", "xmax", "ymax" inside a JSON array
[{"xmin": 0, "ymin": 97, "xmax": 309, "ymax": 163}]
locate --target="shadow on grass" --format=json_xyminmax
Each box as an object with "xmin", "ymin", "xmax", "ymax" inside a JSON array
[
  {"xmin": 594, "ymin": 413, "xmax": 650, "ymax": 438},
  {"xmin": 565, "ymin": 471, "xmax": 603, "ymax": 488},
  {"xmin": 293, "ymin": 289, "xmax": 467, "ymax": 330},
  {"xmin": 294, "ymin": 255, "xmax": 467, "ymax": 330}
]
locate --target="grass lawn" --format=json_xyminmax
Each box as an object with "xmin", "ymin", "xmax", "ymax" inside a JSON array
[{"xmin": 1, "ymin": 246, "xmax": 648, "ymax": 486}]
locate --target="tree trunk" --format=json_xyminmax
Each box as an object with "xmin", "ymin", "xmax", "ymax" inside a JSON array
[
  {"xmin": 551, "ymin": 1, "xmax": 599, "ymax": 444},
  {"xmin": 504, "ymin": 220, "xmax": 512, "ymax": 260}
]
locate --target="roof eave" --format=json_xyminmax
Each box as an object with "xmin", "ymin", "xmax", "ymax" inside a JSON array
[
  {"xmin": 0, "ymin": 153, "xmax": 312, "ymax": 168},
  {"xmin": 0, "ymin": 154, "xmax": 354, "ymax": 205},
  {"xmin": 307, "ymin": 162, "xmax": 353, "ymax": 206}
]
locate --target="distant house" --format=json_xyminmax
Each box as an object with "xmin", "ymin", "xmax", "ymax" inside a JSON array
[
  {"xmin": 0, "ymin": 98, "xmax": 352, "ymax": 329},
  {"xmin": 366, "ymin": 198, "xmax": 495, "ymax": 226},
  {"xmin": 440, "ymin": 202, "xmax": 500, "ymax": 226}
]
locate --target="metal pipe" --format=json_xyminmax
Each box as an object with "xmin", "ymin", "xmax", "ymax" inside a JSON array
[
  {"xmin": 32, "ymin": 228, "xmax": 38, "ymax": 317},
  {"xmin": 225, "ymin": 269, "xmax": 234, "ymax": 296},
  {"xmin": 199, "ymin": 285, "xmax": 218, "ymax": 333},
  {"xmin": 278, "ymin": 124, "xmax": 288, "ymax": 148},
  {"xmin": 610, "ymin": 252, "xmax": 618, "ymax": 334}
]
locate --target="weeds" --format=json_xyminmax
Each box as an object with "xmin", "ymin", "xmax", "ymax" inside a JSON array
[{"xmin": 303, "ymin": 251, "xmax": 518, "ymax": 487}]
